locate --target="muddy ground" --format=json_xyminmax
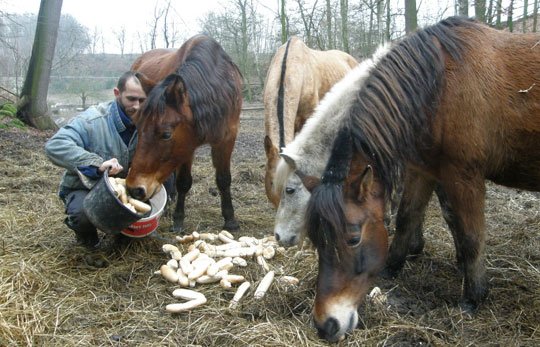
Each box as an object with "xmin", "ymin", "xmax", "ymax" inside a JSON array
[{"xmin": 0, "ymin": 108, "xmax": 539, "ymax": 346}]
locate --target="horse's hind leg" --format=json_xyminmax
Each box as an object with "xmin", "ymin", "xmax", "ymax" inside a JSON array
[
  {"xmin": 439, "ymin": 171, "xmax": 488, "ymax": 312},
  {"xmin": 171, "ymin": 160, "xmax": 193, "ymax": 233},
  {"xmin": 384, "ymin": 170, "xmax": 436, "ymax": 277},
  {"xmin": 211, "ymin": 139, "xmax": 239, "ymax": 231}
]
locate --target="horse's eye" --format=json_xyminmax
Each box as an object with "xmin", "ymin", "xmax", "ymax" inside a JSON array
[
  {"xmin": 347, "ymin": 236, "xmax": 361, "ymax": 247},
  {"xmin": 161, "ymin": 131, "xmax": 172, "ymax": 140},
  {"xmin": 285, "ymin": 187, "xmax": 295, "ymax": 194}
]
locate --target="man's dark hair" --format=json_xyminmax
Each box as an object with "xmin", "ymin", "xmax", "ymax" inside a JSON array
[{"xmin": 117, "ymin": 71, "xmax": 141, "ymax": 92}]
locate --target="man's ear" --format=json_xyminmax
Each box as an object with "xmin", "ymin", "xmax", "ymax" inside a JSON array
[{"xmin": 134, "ymin": 72, "xmax": 157, "ymax": 95}]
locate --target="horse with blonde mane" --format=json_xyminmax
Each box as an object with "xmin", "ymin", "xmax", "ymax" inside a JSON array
[{"xmin": 263, "ymin": 36, "xmax": 357, "ymax": 207}]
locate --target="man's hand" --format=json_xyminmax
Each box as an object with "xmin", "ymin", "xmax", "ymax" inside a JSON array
[{"xmin": 99, "ymin": 158, "xmax": 124, "ymax": 175}]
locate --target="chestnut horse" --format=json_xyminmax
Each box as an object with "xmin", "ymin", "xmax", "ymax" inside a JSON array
[
  {"xmin": 127, "ymin": 35, "xmax": 243, "ymax": 232},
  {"xmin": 263, "ymin": 36, "xmax": 357, "ymax": 207},
  {"xmin": 304, "ymin": 17, "xmax": 540, "ymax": 342}
]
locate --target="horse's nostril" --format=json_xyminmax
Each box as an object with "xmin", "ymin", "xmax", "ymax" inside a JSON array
[
  {"xmin": 129, "ymin": 186, "xmax": 146, "ymax": 200},
  {"xmin": 323, "ymin": 317, "xmax": 339, "ymax": 338},
  {"xmin": 315, "ymin": 317, "xmax": 340, "ymax": 342},
  {"xmin": 275, "ymin": 233, "xmax": 281, "ymax": 241}
]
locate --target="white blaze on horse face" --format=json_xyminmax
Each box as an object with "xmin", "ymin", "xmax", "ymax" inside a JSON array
[
  {"xmin": 274, "ymin": 173, "xmax": 310, "ymax": 247},
  {"xmin": 314, "ymin": 293, "xmax": 359, "ymax": 342}
]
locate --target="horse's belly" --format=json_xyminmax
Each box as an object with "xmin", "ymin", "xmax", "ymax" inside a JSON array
[{"xmin": 487, "ymin": 159, "xmax": 540, "ymax": 191}]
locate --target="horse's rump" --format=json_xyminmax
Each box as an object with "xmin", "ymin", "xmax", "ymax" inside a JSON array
[{"xmin": 263, "ymin": 36, "xmax": 357, "ymax": 206}]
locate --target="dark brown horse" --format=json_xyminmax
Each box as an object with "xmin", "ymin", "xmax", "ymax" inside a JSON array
[
  {"xmin": 303, "ymin": 17, "xmax": 540, "ymax": 342},
  {"xmin": 127, "ymin": 35, "xmax": 243, "ymax": 232}
]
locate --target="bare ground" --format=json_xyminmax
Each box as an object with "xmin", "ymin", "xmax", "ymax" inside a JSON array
[{"xmin": 0, "ymin": 109, "xmax": 539, "ymax": 346}]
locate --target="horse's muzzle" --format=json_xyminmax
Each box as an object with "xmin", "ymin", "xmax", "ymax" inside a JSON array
[{"xmin": 128, "ymin": 186, "xmax": 147, "ymax": 201}]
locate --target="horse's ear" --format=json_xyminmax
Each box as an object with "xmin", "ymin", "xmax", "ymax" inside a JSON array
[
  {"xmin": 134, "ymin": 72, "xmax": 156, "ymax": 95},
  {"xmin": 296, "ymin": 170, "xmax": 320, "ymax": 192},
  {"xmin": 351, "ymin": 165, "xmax": 374, "ymax": 201},
  {"xmin": 280, "ymin": 152, "xmax": 298, "ymax": 171},
  {"xmin": 264, "ymin": 136, "xmax": 274, "ymax": 155},
  {"xmin": 164, "ymin": 74, "xmax": 188, "ymax": 109}
]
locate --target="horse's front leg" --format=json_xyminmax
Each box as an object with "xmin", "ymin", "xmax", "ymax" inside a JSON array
[
  {"xmin": 211, "ymin": 140, "xmax": 239, "ymax": 232},
  {"xmin": 439, "ymin": 169, "xmax": 488, "ymax": 312},
  {"xmin": 434, "ymin": 185, "xmax": 464, "ymax": 271},
  {"xmin": 384, "ymin": 170, "xmax": 436, "ymax": 277},
  {"xmin": 171, "ymin": 160, "xmax": 193, "ymax": 233}
]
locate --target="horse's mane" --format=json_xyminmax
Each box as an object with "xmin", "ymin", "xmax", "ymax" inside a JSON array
[
  {"xmin": 277, "ymin": 38, "xmax": 293, "ymax": 149},
  {"xmin": 306, "ymin": 126, "xmax": 353, "ymax": 249},
  {"xmin": 306, "ymin": 17, "xmax": 484, "ymax": 249},
  {"xmin": 349, "ymin": 16, "xmax": 482, "ymax": 194},
  {"xmin": 272, "ymin": 43, "xmax": 391, "ymax": 196},
  {"xmin": 140, "ymin": 35, "xmax": 242, "ymax": 142}
]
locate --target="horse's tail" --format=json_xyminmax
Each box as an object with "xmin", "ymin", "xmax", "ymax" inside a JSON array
[{"xmin": 277, "ymin": 38, "xmax": 293, "ymax": 150}]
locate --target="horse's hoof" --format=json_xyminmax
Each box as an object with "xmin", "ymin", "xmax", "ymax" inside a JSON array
[
  {"xmin": 459, "ymin": 298, "xmax": 479, "ymax": 314},
  {"xmin": 223, "ymin": 219, "xmax": 240, "ymax": 232},
  {"xmin": 170, "ymin": 223, "xmax": 183, "ymax": 233}
]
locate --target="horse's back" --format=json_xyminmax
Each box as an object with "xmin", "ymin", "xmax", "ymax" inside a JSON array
[
  {"xmin": 309, "ymin": 49, "xmax": 358, "ymax": 92},
  {"xmin": 436, "ymin": 23, "xmax": 540, "ymax": 190},
  {"xmin": 131, "ymin": 48, "xmax": 178, "ymax": 81}
]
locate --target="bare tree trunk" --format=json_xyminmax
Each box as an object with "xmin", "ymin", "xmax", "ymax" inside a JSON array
[
  {"xmin": 115, "ymin": 26, "xmax": 126, "ymax": 57},
  {"xmin": 385, "ymin": 0, "xmax": 391, "ymax": 41},
  {"xmin": 296, "ymin": 0, "xmax": 318, "ymax": 46},
  {"xmin": 496, "ymin": 0, "xmax": 503, "ymax": 28},
  {"xmin": 18, "ymin": 0, "xmax": 62, "ymax": 130},
  {"xmin": 508, "ymin": 0, "xmax": 514, "ymax": 31},
  {"xmin": 150, "ymin": 4, "xmax": 164, "ymax": 49},
  {"xmin": 326, "ymin": 0, "xmax": 333, "ymax": 48},
  {"xmin": 367, "ymin": 0, "xmax": 375, "ymax": 49},
  {"xmin": 237, "ymin": 0, "xmax": 252, "ymax": 101},
  {"xmin": 475, "ymin": 0, "xmax": 486, "ymax": 22},
  {"xmin": 523, "ymin": 0, "xmax": 529, "ymax": 32},
  {"xmin": 280, "ymin": 0, "xmax": 288, "ymax": 44},
  {"xmin": 487, "ymin": 0, "xmax": 494, "ymax": 24},
  {"xmin": 458, "ymin": 0, "xmax": 469, "ymax": 16},
  {"xmin": 376, "ymin": 0, "xmax": 383, "ymax": 44},
  {"xmin": 534, "ymin": 0, "xmax": 539, "ymax": 32},
  {"xmin": 340, "ymin": 0, "xmax": 349, "ymax": 52},
  {"xmin": 404, "ymin": 0, "xmax": 417, "ymax": 34}
]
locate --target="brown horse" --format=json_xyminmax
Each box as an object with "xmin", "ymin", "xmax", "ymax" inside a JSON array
[
  {"xmin": 126, "ymin": 35, "xmax": 243, "ymax": 232},
  {"xmin": 303, "ymin": 17, "xmax": 540, "ymax": 342},
  {"xmin": 263, "ymin": 36, "xmax": 357, "ymax": 207}
]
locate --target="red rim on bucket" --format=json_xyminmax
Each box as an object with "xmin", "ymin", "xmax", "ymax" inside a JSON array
[{"xmin": 121, "ymin": 186, "xmax": 167, "ymax": 238}]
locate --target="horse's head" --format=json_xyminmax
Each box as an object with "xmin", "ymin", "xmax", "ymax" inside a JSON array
[
  {"xmin": 305, "ymin": 152, "xmax": 388, "ymax": 342},
  {"xmin": 273, "ymin": 153, "xmax": 319, "ymax": 247},
  {"xmin": 127, "ymin": 73, "xmax": 196, "ymax": 200}
]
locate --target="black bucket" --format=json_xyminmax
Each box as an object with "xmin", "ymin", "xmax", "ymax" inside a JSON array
[{"xmin": 83, "ymin": 170, "xmax": 144, "ymax": 234}]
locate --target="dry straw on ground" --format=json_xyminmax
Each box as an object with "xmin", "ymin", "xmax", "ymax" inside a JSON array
[{"xmin": 0, "ymin": 110, "xmax": 538, "ymax": 346}]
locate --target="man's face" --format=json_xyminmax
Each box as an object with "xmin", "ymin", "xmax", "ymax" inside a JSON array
[{"xmin": 115, "ymin": 78, "xmax": 146, "ymax": 117}]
